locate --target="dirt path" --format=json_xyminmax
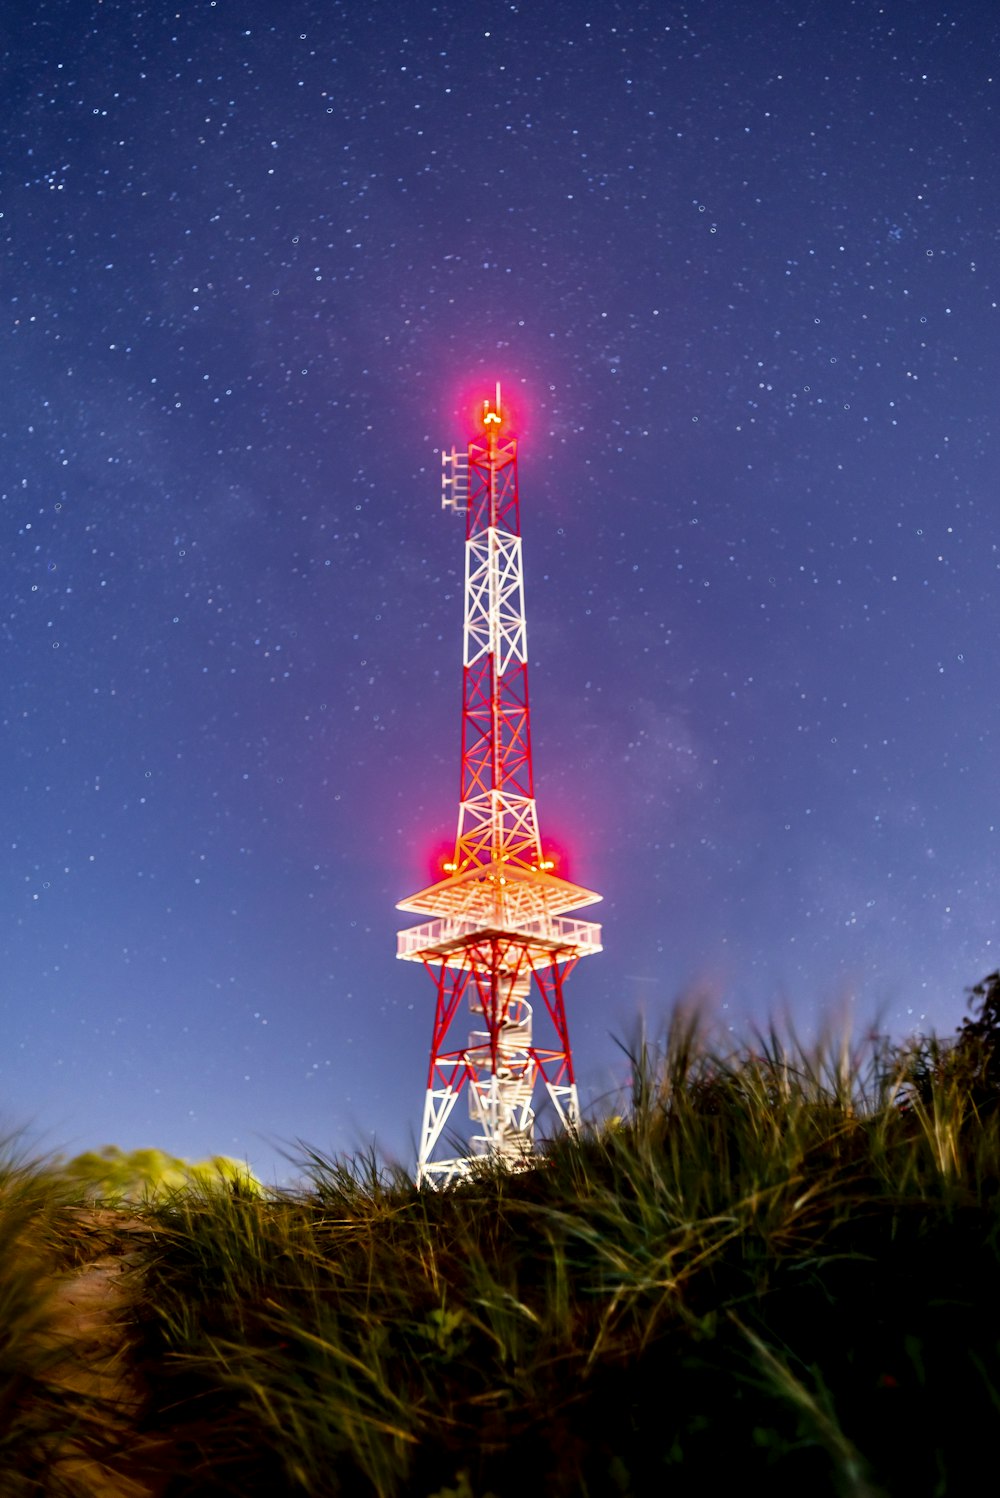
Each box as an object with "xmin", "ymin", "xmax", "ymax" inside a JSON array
[{"xmin": 46, "ymin": 1211, "xmax": 169, "ymax": 1498}]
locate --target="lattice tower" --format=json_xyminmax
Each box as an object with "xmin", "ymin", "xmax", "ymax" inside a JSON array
[{"xmin": 397, "ymin": 385, "xmax": 603, "ymax": 1185}]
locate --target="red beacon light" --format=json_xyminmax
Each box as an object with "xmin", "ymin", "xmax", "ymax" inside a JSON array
[
  {"xmin": 482, "ymin": 381, "xmax": 503, "ymax": 430},
  {"xmin": 536, "ymin": 839, "xmax": 570, "ymax": 878}
]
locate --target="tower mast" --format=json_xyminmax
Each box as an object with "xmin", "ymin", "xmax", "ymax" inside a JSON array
[{"xmin": 397, "ymin": 385, "xmax": 602, "ymax": 1185}]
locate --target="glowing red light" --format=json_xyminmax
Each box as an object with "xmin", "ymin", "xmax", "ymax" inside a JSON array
[
  {"xmin": 482, "ymin": 381, "xmax": 503, "ymax": 429},
  {"xmin": 536, "ymin": 838, "xmax": 570, "ymax": 880},
  {"xmin": 427, "ymin": 838, "xmax": 458, "ymax": 883},
  {"xmin": 452, "ymin": 378, "xmax": 526, "ymax": 440}
]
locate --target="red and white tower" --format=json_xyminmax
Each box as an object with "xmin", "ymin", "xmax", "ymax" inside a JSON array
[{"xmin": 397, "ymin": 385, "xmax": 603, "ymax": 1185}]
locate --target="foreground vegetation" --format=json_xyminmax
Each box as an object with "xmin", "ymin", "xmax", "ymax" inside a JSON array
[{"xmin": 5, "ymin": 981, "xmax": 1000, "ymax": 1495}]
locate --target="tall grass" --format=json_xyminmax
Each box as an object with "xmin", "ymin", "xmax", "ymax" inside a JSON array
[
  {"xmin": 128, "ymin": 1016, "xmax": 1000, "ymax": 1497},
  {"xmin": 0, "ymin": 1140, "xmax": 128, "ymax": 1493}
]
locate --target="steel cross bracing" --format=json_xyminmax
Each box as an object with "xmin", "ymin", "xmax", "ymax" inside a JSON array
[
  {"xmin": 458, "ymin": 430, "xmax": 536, "ymax": 871},
  {"xmin": 397, "ymin": 385, "xmax": 603, "ymax": 1185}
]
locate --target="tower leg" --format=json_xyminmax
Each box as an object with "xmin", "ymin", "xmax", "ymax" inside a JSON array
[
  {"xmin": 531, "ymin": 958, "xmax": 581, "ymax": 1139},
  {"xmin": 417, "ymin": 962, "xmax": 475, "ymax": 1184},
  {"xmin": 417, "ymin": 1078, "xmax": 466, "ymax": 1186}
]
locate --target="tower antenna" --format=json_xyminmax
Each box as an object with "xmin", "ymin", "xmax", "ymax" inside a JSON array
[{"xmin": 397, "ymin": 386, "xmax": 603, "ymax": 1184}]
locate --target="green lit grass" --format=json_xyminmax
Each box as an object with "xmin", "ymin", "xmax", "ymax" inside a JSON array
[{"xmin": 0, "ymin": 1141, "xmax": 129, "ymax": 1493}]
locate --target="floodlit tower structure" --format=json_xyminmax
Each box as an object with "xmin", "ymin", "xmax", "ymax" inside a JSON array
[{"xmin": 397, "ymin": 384, "xmax": 603, "ymax": 1185}]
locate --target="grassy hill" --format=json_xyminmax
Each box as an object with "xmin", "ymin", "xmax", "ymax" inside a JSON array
[{"xmin": 3, "ymin": 1002, "xmax": 1000, "ymax": 1495}]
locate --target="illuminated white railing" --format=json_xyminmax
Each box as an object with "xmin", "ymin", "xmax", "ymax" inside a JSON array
[{"xmin": 397, "ymin": 913, "xmax": 602, "ymax": 961}]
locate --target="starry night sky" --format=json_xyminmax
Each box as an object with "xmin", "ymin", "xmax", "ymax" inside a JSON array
[{"xmin": 2, "ymin": 0, "xmax": 998, "ymax": 1181}]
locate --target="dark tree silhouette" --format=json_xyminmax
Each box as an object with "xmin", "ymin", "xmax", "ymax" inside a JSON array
[{"xmin": 955, "ymin": 971, "xmax": 1000, "ymax": 1107}]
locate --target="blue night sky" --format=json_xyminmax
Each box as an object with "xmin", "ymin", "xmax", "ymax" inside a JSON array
[{"xmin": 2, "ymin": 0, "xmax": 998, "ymax": 1181}]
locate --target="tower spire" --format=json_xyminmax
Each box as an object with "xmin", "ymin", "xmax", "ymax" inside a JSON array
[{"xmin": 397, "ymin": 388, "xmax": 603, "ymax": 1185}]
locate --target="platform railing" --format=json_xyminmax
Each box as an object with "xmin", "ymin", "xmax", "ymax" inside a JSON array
[{"xmin": 397, "ymin": 912, "xmax": 602, "ymax": 961}]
